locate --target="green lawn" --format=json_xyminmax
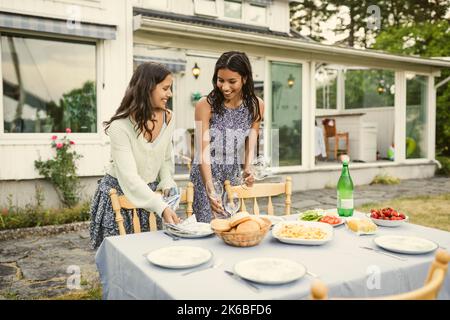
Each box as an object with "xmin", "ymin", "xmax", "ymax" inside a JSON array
[{"xmin": 357, "ymin": 193, "xmax": 450, "ymax": 232}]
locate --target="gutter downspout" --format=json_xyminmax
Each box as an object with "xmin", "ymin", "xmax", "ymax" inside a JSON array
[{"xmin": 435, "ymin": 75, "xmax": 450, "ymax": 90}]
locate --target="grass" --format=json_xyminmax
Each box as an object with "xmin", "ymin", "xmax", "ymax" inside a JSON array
[
  {"xmin": 52, "ymin": 286, "xmax": 103, "ymax": 300},
  {"xmin": 47, "ymin": 282, "xmax": 103, "ymax": 300},
  {"xmin": 357, "ymin": 193, "xmax": 450, "ymax": 232}
]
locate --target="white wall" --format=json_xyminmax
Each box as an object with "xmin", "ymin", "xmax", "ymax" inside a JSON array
[
  {"xmin": 0, "ymin": 0, "xmax": 134, "ymax": 180},
  {"xmin": 362, "ymin": 108, "xmax": 395, "ymax": 158},
  {"xmin": 134, "ymin": 0, "xmax": 290, "ymax": 34}
]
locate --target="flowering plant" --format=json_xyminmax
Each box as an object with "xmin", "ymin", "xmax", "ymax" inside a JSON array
[{"xmin": 35, "ymin": 128, "xmax": 83, "ymax": 207}]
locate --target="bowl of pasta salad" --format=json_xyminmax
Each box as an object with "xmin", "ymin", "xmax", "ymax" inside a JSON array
[{"xmin": 271, "ymin": 221, "xmax": 334, "ymax": 245}]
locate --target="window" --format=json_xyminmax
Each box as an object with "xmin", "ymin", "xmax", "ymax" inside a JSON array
[
  {"xmin": 270, "ymin": 62, "xmax": 302, "ymax": 167},
  {"xmin": 248, "ymin": 4, "xmax": 266, "ymax": 24},
  {"xmin": 141, "ymin": 0, "xmax": 169, "ymax": 10},
  {"xmin": 406, "ymin": 74, "xmax": 428, "ymax": 159},
  {"xmin": 224, "ymin": 0, "xmax": 242, "ymax": 19},
  {"xmin": 315, "ymin": 64, "xmax": 337, "ymax": 110},
  {"xmin": 344, "ymin": 68, "xmax": 394, "ymax": 109},
  {"xmin": 1, "ymin": 34, "xmax": 96, "ymax": 133},
  {"xmin": 194, "ymin": 0, "xmax": 218, "ymax": 17}
]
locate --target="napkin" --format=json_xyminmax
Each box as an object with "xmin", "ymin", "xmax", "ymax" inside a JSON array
[{"xmin": 162, "ymin": 193, "xmax": 181, "ymax": 211}]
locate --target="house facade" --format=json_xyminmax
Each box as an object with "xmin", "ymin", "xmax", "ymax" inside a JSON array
[{"xmin": 1, "ymin": 0, "xmax": 449, "ymax": 207}]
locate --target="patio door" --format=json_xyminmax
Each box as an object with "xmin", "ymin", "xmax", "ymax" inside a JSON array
[{"xmin": 268, "ymin": 61, "xmax": 302, "ymax": 167}]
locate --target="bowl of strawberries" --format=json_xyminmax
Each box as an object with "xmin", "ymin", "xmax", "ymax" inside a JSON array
[{"xmin": 367, "ymin": 207, "xmax": 409, "ymax": 227}]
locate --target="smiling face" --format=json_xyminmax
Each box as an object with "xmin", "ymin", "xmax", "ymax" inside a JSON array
[
  {"xmin": 216, "ymin": 68, "xmax": 245, "ymax": 101},
  {"xmin": 150, "ymin": 73, "xmax": 173, "ymax": 109}
]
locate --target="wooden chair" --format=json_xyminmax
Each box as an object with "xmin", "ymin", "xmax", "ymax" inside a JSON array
[
  {"xmin": 109, "ymin": 182, "xmax": 194, "ymax": 235},
  {"xmin": 224, "ymin": 176, "xmax": 292, "ymax": 216},
  {"xmin": 310, "ymin": 249, "xmax": 450, "ymax": 300},
  {"xmin": 322, "ymin": 118, "xmax": 349, "ymax": 160}
]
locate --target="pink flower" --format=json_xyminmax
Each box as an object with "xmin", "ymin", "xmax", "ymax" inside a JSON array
[
  {"xmin": 56, "ymin": 143, "xmax": 63, "ymax": 149},
  {"xmin": 51, "ymin": 135, "xmax": 57, "ymax": 140},
  {"xmin": 1, "ymin": 208, "xmax": 7, "ymax": 216},
  {"xmin": 65, "ymin": 128, "xmax": 72, "ymax": 134},
  {"xmin": 70, "ymin": 140, "xmax": 75, "ymax": 145}
]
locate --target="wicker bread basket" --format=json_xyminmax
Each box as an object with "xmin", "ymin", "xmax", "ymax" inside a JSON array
[{"xmin": 214, "ymin": 217, "xmax": 271, "ymax": 247}]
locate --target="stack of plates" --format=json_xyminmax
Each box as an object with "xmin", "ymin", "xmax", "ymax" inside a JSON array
[{"xmin": 165, "ymin": 222, "xmax": 214, "ymax": 238}]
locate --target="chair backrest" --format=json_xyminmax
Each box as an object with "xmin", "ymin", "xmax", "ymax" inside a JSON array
[
  {"xmin": 109, "ymin": 182, "xmax": 194, "ymax": 235},
  {"xmin": 310, "ymin": 249, "xmax": 450, "ymax": 300},
  {"xmin": 224, "ymin": 176, "xmax": 292, "ymax": 215},
  {"xmin": 322, "ymin": 118, "xmax": 336, "ymax": 138}
]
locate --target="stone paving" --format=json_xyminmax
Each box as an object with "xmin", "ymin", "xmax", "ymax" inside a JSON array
[{"xmin": 1, "ymin": 176, "xmax": 449, "ymax": 299}]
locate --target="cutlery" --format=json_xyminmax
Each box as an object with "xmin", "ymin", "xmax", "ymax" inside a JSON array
[
  {"xmin": 182, "ymin": 258, "xmax": 224, "ymax": 276},
  {"xmin": 360, "ymin": 246, "xmax": 408, "ymax": 261},
  {"xmin": 163, "ymin": 231, "xmax": 180, "ymax": 241},
  {"xmin": 224, "ymin": 270, "xmax": 260, "ymax": 293},
  {"xmin": 306, "ymin": 271, "xmax": 319, "ymax": 278}
]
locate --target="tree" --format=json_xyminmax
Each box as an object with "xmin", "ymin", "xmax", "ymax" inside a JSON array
[
  {"xmin": 290, "ymin": 0, "xmax": 450, "ymax": 48},
  {"xmin": 290, "ymin": 0, "xmax": 334, "ymax": 42},
  {"xmin": 373, "ymin": 21, "xmax": 450, "ymax": 156}
]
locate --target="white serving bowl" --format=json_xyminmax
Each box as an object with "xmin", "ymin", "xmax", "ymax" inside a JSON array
[{"xmin": 366, "ymin": 213, "xmax": 409, "ymax": 227}]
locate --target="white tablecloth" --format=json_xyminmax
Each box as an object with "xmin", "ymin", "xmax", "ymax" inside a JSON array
[{"xmin": 95, "ymin": 212, "xmax": 450, "ymax": 300}]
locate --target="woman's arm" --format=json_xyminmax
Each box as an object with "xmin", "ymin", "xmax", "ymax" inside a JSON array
[
  {"xmin": 195, "ymin": 98, "xmax": 223, "ymax": 213},
  {"xmin": 244, "ymin": 97, "xmax": 265, "ymax": 186},
  {"xmin": 157, "ymin": 111, "xmax": 177, "ymax": 193}
]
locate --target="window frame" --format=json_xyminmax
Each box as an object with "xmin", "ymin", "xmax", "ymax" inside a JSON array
[
  {"xmin": 403, "ymin": 71, "xmax": 432, "ymax": 161},
  {"xmin": 264, "ymin": 56, "xmax": 309, "ymax": 172},
  {"xmin": 315, "ymin": 64, "xmax": 398, "ymax": 116},
  {"xmin": 213, "ymin": 0, "xmax": 269, "ymax": 27},
  {"xmin": 0, "ymin": 31, "xmax": 102, "ymax": 144}
]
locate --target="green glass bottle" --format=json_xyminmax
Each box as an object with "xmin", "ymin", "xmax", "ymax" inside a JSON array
[{"xmin": 337, "ymin": 160, "xmax": 354, "ymax": 217}]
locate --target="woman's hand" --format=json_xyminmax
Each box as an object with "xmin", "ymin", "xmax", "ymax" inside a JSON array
[
  {"xmin": 163, "ymin": 187, "xmax": 178, "ymax": 198},
  {"xmin": 243, "ymin": 168, "xmax": 255, "ymax": 187},
  {"xmin": 162, "ymin": 207, "xmax": 180, "ymax": 224},
  {"xmin": 209, "ymin": 197, "xmax": 224, "ymax": 216}
]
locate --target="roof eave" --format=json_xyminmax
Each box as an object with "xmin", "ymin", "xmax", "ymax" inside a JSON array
[{"xmin": 135, "ymin": 15, "xmax": 450, "ymax": 69}]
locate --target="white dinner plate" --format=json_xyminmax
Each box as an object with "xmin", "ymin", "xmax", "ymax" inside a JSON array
[
  {"xmin": 374, "ymin": 235, "xmax": 438, "ymax": 254},
  {"xmin": 166, "ymin": 222, "xmax": 214, "ymax": 238},
  {"xmin": 146, "ymin": 246, "xmax": 213, "ymax": 269},
  {"xmin": 259, "ymin": 215, "xmax": 285, "ymax": 226},
  {"xmin": 234, "ymin": 257, "xmax": 306, "ymax": 285},
  {"xmin": 272, "ymin": 221, "xmax": 333, "ymax": 245}
]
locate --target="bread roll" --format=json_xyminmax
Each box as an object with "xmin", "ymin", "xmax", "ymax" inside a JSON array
[
  {"xmin": 229, "ymin": 211, "xmax": 251, "ymax": 227},
  {"xmin": 236, "ymin": 220, "xmax": 260, "ymax": 233},
  {"xmin": 210, "ymin": 219, "xmax": 232, "ymax": 232},
  {"xmin": 250, "ymin": 216, "xmax": 267, "ymax": 229}
]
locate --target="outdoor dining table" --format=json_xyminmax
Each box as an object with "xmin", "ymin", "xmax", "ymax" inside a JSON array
[{"xmin": 95, "ymin": 210, "xmax": 450, "ymax": 300}]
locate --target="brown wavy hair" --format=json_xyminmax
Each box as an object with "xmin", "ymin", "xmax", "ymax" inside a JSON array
[
  {"xmin": 103, "ymin": 62, "xmax": 171, "ymax": 142},
  {"xmin": 207, "ymin": 51, "xmax": 261, "ymax": 122}
]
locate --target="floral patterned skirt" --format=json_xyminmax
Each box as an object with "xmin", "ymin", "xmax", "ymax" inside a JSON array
[{"xmin": 89, "ymin": 174, "xmax": 162, "ymax": 249}]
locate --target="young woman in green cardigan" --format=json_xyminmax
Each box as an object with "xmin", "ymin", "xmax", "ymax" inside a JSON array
[{"xmin": 89, "ymin": 62, "xmax": 180, "ymax": 249}]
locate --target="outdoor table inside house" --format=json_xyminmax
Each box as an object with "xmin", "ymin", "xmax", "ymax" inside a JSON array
[{"xmin": 95, "ymin": 211, "xmax": 450, "ymax": 300}]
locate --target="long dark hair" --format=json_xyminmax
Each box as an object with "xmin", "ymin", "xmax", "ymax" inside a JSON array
[
  {"xmin": 207, "ymin": 51, "xmax": 261, "ymax": 122},
  {"xmin": 103, "ymin": 62, "xmax": 171, "ymax": 142}
]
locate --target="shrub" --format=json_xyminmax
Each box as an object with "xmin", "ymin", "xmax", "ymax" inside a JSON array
[
  {"xmin": 370, "ymin": 172, "xmax": 400, "ymax": 185},
  {"xmin": 436, "ymin": 156, "xmax": 450, "ymax": 176},
  {"xmin": 0, "ymin": 201, "xmax": 90, "ymax": 231},
  {"xmin": 34, "ymin": 128, "xmax": 82, "ymax": 207}
]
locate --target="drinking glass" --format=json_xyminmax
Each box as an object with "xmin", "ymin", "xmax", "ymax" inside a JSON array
[
  {"xmin": 223, "ymin": 191, "xmax": 240, "ymax": 217},
  {"xmin": 207, "ymin": 179, "xmax": 227, "ymax": 219}
]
